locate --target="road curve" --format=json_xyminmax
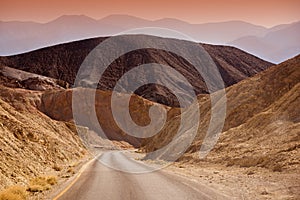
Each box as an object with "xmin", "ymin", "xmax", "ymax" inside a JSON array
[{"xmin": 56, "ymin": 151, "xmax": 229, "ymax": 200}]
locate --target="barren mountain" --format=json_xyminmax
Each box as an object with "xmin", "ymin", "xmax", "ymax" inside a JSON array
[
  {"xmin": 141, "ymin": 54, "xmax": 300, "ymax": 173},
  {"xmin": 0, "ymin": 36, "xmax": 273, "ymax": 107}
]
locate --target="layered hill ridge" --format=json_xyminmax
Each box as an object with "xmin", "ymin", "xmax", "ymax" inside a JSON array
[
  {"xmin": 0, "ymin": 36, "xmax": 273, "ymax": 107},
  {"xmin": 0, "ymin": 64, "xmax": 165, "ymax": 148},
  {"xmin": 141, "ymin": 54, "xmax": 300, "ymax": 172}
]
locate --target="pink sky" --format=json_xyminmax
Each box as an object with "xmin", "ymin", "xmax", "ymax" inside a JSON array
[{"xmin": 1, "ymin": 0, "xmax": 300, "ymax": 27}]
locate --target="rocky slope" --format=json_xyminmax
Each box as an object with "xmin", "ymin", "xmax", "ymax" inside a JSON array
[
  {"xmin": 0, "ymin": 65, "xmax": 69, "ymax": 91},
  {"xmin": 1, "ymin": 58, "xmax": 181, "ymax": 147},
  {"xmin": 0, "ymin": 35, "xmax": 273, "ymax": 107},
  {"xmin": 0, "ymin": 69, "xmax": 155, "ymax": 192},
  {"xmin": 0, "ymin": 85, "xmax": 87, "ymax": 190},
  {"xmin": 141, "ymin": 54, "xmax": 300, "ymax": 173},
  {"xmin": 0, "ymin": 63, "xmax": 169, "ymax": 148},
  {"xmin": 0, "ymin": 65, "xmax": 142, "ymax": 190},
  {"xmin": 38, "ymin": 88, "xmax": 179, "ymax": 147}
]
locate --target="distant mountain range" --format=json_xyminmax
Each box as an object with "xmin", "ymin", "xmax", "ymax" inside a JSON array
[
  {"xmin": 0, "ymin": 15, "xmax": 299, "ymax": 63},
  {"xmin": 229, "ymin": 21, "xmax": 300, "ymax": 63}
]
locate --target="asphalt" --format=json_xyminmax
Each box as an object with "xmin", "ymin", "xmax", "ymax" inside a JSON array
[{"xmin": 56, "ymin": 151, "xmax": 229, "ymax": 200}]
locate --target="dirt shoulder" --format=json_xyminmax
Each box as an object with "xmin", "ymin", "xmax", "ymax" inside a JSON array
[{"xmin": 165, "ymin": 161, "xmax": 300, "ymax": 200}]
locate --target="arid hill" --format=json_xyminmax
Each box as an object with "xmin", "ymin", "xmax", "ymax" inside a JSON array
[
  {"xmin": 0, "ymin": 36, "xmax": 273, "ymax": 107},
  {"xmin": 0, "ymin": 63, "xmax": 171, "ymax": 147},
  {"xmin": 141, "ymin": 54, "xmax": 300, "ymax": 173},
  {"xmin": 0, "ymin": 66, "xmax": 138, "ymax": 190},
  {"xmin": 38, "ymin": 88, "xmax": 179, "ymax": 147},
  {"xmin": 0, "ymin": 64, "xmax": 163, "ymax": 192},
  {"xmin": 0, "ymin": 85, "xmax": 87, "ymax": 190}
]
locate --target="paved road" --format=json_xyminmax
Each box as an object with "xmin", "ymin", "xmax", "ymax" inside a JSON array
[{"xmin": 56, "ymin": 151, "xmax": 229, "ymax": 200}]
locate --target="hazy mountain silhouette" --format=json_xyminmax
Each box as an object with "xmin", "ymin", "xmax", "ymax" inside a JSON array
[
  {"xmin": 0, "ymin": 15, "xmax": 123, "ymax": 55},
  {"xmin": 0, "ymin": 15, "xmax": 275, "ymax": 52},
  {"xmin": 229, "ymin": 21, "xmax": 300, "ymax": 63},
  {"xmin": 1, "ymin": 15, "xmax": 298, "ymax": 63}
]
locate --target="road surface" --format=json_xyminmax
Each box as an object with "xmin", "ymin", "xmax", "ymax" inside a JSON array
[{"xmin": 55, "ymin": 151, "xmax": 229, "ymax": 200}]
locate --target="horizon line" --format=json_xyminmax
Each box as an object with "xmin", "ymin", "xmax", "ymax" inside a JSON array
[{"xmin": 1, "ymin": 14, "xmax": 299, "ymax": 29}]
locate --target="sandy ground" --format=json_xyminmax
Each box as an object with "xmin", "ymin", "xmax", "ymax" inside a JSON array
[{"xmin": 166, "ymin": 161, "xmax": 300, "ymax": 200}]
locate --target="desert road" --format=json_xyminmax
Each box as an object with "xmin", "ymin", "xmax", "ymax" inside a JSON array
[{"xmin": 55, "ymin": 151, "xmax": 229, "ymax": 200}]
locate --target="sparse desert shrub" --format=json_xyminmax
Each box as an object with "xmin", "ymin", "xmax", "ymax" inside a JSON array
[
  {"xmin": 0, "ymin": 185, "xmax": 27, "ymax": 200},
  {"xmin": 27, "ymin": 176, "xmax": 57, "ymax": 193},
  {"xmin": 26, "ymin": 132, "xmax": 37, "ymax": 142},
  {"xmin": 67, "ymin": 167, "xmax": 74, "ymax": 174},
  {"xmin": 26, "ymin": 185, "xmax": 44, "ymax": 193},
  {"xmin": 46, "ymin": 176, "xmax": 57, "ymax": 185},
  {"xmin": 69, "ymin": 161, "xmax": 79, "ymax": 168},
  {"xmin": 53, "ymin": 164, "xmax": 62, "ymax": 171}
]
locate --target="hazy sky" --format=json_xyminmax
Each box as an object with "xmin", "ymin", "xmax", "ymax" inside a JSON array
[{"xmin": 1, "ymin": 0, "xmax": 300, "ymax": 27}]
